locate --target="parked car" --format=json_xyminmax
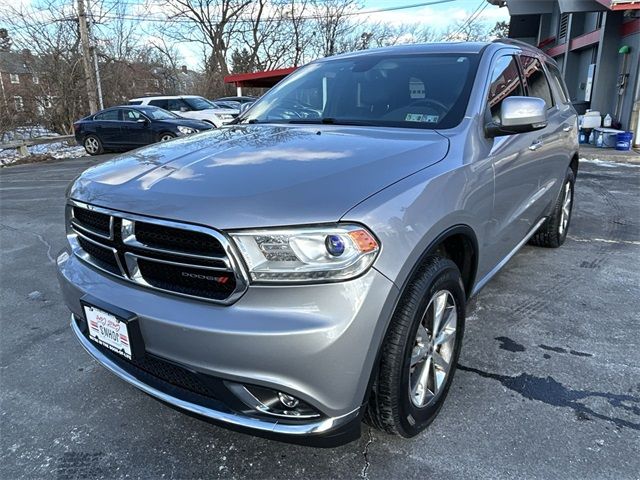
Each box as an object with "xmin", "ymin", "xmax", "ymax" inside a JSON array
[
  {"xmin": 214, "ymin": 95, "xmax": 257, "ymax": 104},
  {"xmin": 128, "ymin": 95, "xmax": 237, "ymax": 127},
  {"xmin": 58, "ymin": 40, "xmax": 578, "ymax": 446},
  {"xmin": 210, "ymin": 100, "xmax": 241, "ymax": 110},
  {"xmin": 73, "ymin": 105, "xmax": 213, "ymax": 155}
]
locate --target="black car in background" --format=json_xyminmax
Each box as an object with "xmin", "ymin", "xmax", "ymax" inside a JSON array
[{"xmin": 73, "ymin": 105, "xmax": 213, "ymax": 155}]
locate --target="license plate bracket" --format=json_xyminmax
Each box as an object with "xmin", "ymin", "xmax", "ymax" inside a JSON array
[{"xmin": 80, "ymin": 295, "xmax": 144, "ymax": 360}]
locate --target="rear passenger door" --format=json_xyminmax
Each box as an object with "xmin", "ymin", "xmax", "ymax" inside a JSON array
[
  {"xmin": 519, "ymin": 55, "xmax": 575, "ymax": 211},
  {"xmin": 93, "ymin": 109, "xmax": 122, "ymax": 146}
]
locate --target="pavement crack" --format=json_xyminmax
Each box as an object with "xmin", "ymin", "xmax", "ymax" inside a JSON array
[
  {"xmin": 360, "ymin": 425, "xmax": 374, "ymax": 479},
  {"xmin": 0, "ymin": 223, "xmax": 55, "ymax": 264}
]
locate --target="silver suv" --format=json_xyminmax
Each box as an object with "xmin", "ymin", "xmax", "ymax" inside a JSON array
[{"xmin": 58, "ymin": 41, "xmax": 578, "ymax": 446}]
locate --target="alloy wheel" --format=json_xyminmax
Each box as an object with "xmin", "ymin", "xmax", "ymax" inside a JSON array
[
  {"xmin": 409, "ymin": 290, "xmax": 457, "ymax": 408},
  {"xmin": 160, "ymin": 134, "xmax": 174, "ymax": 142},
  {"xmin": 559, "ymin": 181, "xmax": 572, "ymax": 236},
  {"xmin": 85, "ymin": 137, "xmax": 99, "ymax": 154}
]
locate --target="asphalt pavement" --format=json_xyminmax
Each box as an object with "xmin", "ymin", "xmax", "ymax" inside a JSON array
[{"xmin": 1, "ymin": 154, "xmax": 639, "ymax": 479}]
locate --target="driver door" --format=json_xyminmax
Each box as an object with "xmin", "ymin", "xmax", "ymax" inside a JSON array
[
  {"xmin": 120, "ymin": 109, "xmax": 152, "ymax": 147},
  {"xmin": 485, "ymin": 54, "xmax": 544, "ymax": 263}
]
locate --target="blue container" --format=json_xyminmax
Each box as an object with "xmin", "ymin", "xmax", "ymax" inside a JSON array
[{"xmin": 616, "ymin": 131, "xmax": 633, "ymax": 151}]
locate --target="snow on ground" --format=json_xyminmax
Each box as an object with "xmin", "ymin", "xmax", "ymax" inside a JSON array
[
  {"xmin": 0, "ymin": 142, "xmax": 86, "ymax": 166},
  {"xmin": 0, "ymin": 125, "xmax": 87, "ymax": 166},
  {"xmin": 579, "ymin": 157, "xmax": 639, "ymax": 168}
]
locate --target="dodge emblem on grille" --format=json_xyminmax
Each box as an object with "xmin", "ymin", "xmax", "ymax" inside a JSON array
[{"xmin": 181, "ymin": 271, "xmax": 228, "ymax": 283}]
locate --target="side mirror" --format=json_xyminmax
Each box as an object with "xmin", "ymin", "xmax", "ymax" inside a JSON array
[
  {"xmin": 485, "ymin": 96, "xmax": 548, "ymax": 138},
  {"xmin": 180, "ymin": 106, "xmax": 189, "ymax": 112},
  {"xmin": 136, "ymin": 118, "xmax": 147, "ymax": 124}
]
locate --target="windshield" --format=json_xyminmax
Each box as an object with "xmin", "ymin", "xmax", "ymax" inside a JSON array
[
  {"xmin": 242, "ymin": 53, "xmax": 479, "ymax": 129},
  {"xmin": 145, "ymin": 108, "xmax": 179, "ymax": 120},
  {"xmin": 184, "ymin": 97, "xmax": 215, "ymax": 111}
]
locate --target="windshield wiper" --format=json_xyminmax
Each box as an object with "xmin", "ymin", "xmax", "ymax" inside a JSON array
[{"xmin": 285, "ymin": 118, "xmax": 378, "ymax": 127}]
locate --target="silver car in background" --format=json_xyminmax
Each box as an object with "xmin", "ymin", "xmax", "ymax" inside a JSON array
[{"xmin": 58, "ymin": 40, "xmax": 578, "ymax": 446}]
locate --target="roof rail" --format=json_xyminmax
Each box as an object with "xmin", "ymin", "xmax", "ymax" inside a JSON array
[{"xmin": 491, "ymin": 37, "xmax": 537, "ymax": 50}]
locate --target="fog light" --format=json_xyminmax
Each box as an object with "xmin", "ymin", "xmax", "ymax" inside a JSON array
[
  {"xmin": 278, "ymin": 392, "xmax": 299, "ymax": 408},
  {"xmin": 226, "ymin": 382, "xmax": 321, "ymax": 419}
]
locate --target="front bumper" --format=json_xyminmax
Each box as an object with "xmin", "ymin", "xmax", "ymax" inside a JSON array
[{"xmin": 58, "ymin": 250, "xmax": 398, "ymax": 445}]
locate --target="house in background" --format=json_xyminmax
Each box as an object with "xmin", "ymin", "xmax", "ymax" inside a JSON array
[
  {"xmin": 0, "ymin": 49, "xmax": 53, "ymax": 122},
  {"xmin": 494, "ymin": 0, "xmax": 639, "ymax": 136}
]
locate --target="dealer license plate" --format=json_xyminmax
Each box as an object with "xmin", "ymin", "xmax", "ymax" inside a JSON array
[{"xmin": 84, "ymin": 305, "xmax": 132, "ymax": 360}]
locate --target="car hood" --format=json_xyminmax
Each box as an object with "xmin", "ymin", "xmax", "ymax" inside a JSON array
[
  {"xmin": 159, "ymin": 118, "xmax": 212, "ymax": 129},
  {"xmin": 70, "ymin": 124, "xmax": 449, "ymax": 229}
]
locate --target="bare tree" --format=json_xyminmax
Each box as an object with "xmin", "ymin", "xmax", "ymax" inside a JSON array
[
  {"xmin": 0, "ymin": 1, "xmax": 88, "ymax": 134},
  {"xmin": 311, "ymin": 0, "xmax": 361, "ymax": 57},
  {"xmin": 162, "ymin": 0, "xmax": 252, "ymax": 77},
  {"xmin": 443, "ymin": 19, "xmax": 490, "ymax": 42},
  {"xmin": 0, "ymin": 28, "xmax": 12, "ymax": 52},
  {"xmin": 489, "ymin": 20, "xmax": 509, "ymax": 39}
]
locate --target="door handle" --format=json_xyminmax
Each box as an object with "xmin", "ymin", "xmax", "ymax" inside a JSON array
[{"xmin": 529, "ymin": 140, "xmax": 544, "ymax": 151}]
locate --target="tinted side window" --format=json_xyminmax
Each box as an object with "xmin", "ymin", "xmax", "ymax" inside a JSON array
[
  {"xmin": 128, "ymin": 100, "xmax": 143, "ymax": 105},
  {"xmin": 545, "ymin": 62, "xmax": 569, "ymax": 103},
  {"xmin": 520, "ymin": 56, "xmax": 554, "ymax": 109},
  {"xmin": 94, "ymin": 110, "xmax": 120, "ymax": 121},
  {"xmin": 167, "ymin": 99, "xmax": 189, "ymax": 111},
  {"xmin": 487, "ymin": 55, "xmax": 524, "ymax": 121},
  {"xmin": 122, "ymin": 109, "xmax": 143, "ymax": 121},
  {"xmin": 149, "ymin": 99, "xmax": 168, "ymax": 109}
]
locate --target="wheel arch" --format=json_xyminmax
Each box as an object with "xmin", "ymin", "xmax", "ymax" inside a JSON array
[
  {"xmin": 569, "ymin": 153, "xmax": 579, "ymax": 178},
  {"xmin": 361, "ymin": 223, "xmax": 479, "ymax": 412}
]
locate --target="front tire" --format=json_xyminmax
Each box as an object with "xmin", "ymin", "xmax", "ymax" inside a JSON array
[
  {"xmin": 366, "ymin": 256, "xmax": 465, "ymax": 437},
  {"xmin": 529, "ymin": 168, "xmax": 575, "ymax": 248},
  {"xmin": 83, "ymin": 135, "xmax": 103, "ymax": 155},
  {"xmin": 159, "ymin": 132, "xmax": 176, "ymax": 142}
]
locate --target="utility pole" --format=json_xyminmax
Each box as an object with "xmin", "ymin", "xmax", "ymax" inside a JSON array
[
  {"xmin": 93, "ymin": 48, "xmax": 104, "ymax": 110},
  {"xmin": 77, "ymin": 0, "xmax": 98, "ymax": 113}
]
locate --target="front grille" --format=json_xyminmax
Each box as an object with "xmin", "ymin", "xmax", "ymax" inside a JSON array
[
  {"xmin": 73, "ymin": 206, "xmax": 111, "ymax": 236},
  {"xmin": 68, "ymin": 201, "xmax": 246, "ymax": 303},
  {"xmin": 135, "ymin": 221, "xmax": 225, "ymax": 256},
  {"xmin": 137, "ymin": 259, "xmax": 236, "ymax": 300},
  {"xmin": 77, "ymin": 236, "xmax": 119, "ymax": 272}
]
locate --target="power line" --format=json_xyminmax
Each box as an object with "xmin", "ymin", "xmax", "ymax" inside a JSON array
[
  {"xmin": 83, "ymin": 0, "xmax": 459, "ymax": 24},
  {"xmin": 445, "ymin": 0, "xmax": 489, "ymax": 40}
]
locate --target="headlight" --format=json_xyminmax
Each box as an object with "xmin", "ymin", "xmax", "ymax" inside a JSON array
[
  {"xmin": 216, "ymin": 114, "xmax": 234, "ymax": 121},
  {"xmin": 229, "ymin": 224, "xmax": 380, "ymax": 283},
  {"xmin": 177, "ymin": 126, "xmax": 196, "ymax": 134}
]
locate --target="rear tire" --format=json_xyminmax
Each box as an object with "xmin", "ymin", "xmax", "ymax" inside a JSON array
[
  {"xmin": 366, "ymin": 256, "xmax": 465, "ymax": 437},
  {"xmin": 529, "ymin": 168, "xmax": 575, "ymax": 248},
  {"xmin": 83, "ymin": 135, "xmax": 103, "ymax": 155}
]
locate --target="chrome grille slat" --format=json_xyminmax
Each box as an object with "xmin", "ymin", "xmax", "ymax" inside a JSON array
[{"xmin": 67, "ymin": 200, "xmax": 249, "ymax": 304}]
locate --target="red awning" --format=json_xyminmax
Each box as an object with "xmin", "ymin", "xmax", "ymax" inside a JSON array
[{"xmin": 224, "ymin": 67, "xmax": 298, "ymax": 88}]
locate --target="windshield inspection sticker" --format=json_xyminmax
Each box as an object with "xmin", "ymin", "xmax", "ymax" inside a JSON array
[
  {"xmin": 405, "ymin": 113, "xmax": 440, "ymax": 123},
  {"xmin": 406, "ymin": 113, "xmax": 424, "ymax": 122}
]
